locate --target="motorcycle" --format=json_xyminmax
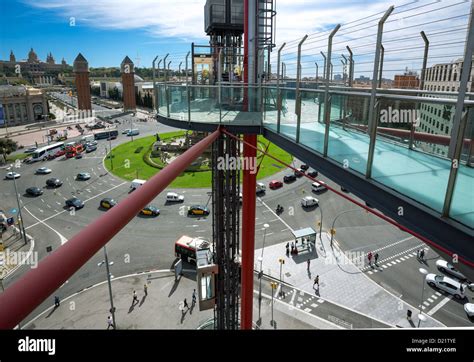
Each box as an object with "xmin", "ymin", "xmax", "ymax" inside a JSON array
[{"xmin": 276, "ymin": 205, "xmax": 284, "ymax": 214}]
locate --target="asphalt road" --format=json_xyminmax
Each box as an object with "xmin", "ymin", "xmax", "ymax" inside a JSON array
[{"xmin": 1, "ymin": 111, "xmax": 472, "ymax": 327}]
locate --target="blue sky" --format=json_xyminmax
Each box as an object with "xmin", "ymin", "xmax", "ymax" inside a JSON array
[{"xmin": 0, "ymin": 0, "xmax": 470, "ymax": 77}]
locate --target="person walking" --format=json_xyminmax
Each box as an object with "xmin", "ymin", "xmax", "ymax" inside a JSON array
[
  {"xmin": 183, "ymin": 298, "xmax": 189, "ymax": 310},
  {"xmin": 307, "ymin": 259, "xmax": 311, "ymax": 270},
  {"xmin": 368, "ymin": 251, "xmax": 373, "ymax": 266},
  {"xmin": 144, "ymin": 283, "xmax": 148, "ymax": 296},
  {"xmin": 132, "ymin": 290, "xmax": 138, "ymax": 305},
  {"xmin": 192, "ymin": 289, "xmax": 197, "ymax": 306},
  {"xmin": 313, "ymin": 275, "xmax": 319, "ymax": 287},
  {"xmin": 374, "ymin": 252, "xmax": 379, "ymax": 265},
  {"xmin": 54, "ymin": 296, "xmax": 60, "ymax": 308},
  {"xmin": 419, "ymin": 249, "xmax": 425, "ymax": 261},
  {"xmin": 107, "ymin": 315, "xmax": 114, "ymax": 330}
]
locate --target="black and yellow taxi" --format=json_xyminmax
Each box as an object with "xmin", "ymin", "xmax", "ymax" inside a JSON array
[
  {"xmin": 187, "ymin": 205, "xmax": 210, "ymax": 216},
  {"xmin": 140, "ymin": 205, "xmax": 160, "ymax": 217},
  {"xmin": 100, "ymin": 198, "xmax": 117, "ymax": 210}
]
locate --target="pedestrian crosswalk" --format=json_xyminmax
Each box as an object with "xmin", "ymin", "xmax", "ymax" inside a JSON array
[
  {"xmin": 362, "ymin": 245, "xmax": 428, "ymax": 274},
  {"xmin": 279, "ymin": 288, "xmax": 325, "ymax": 313}
]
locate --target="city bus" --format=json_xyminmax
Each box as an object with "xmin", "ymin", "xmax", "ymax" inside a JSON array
[
  {"xmin": 94, "ymin": 129, "xmax": 119, "ymax": 140},
  {"xmin": 175, "ymin": 235, "xmax": 212, "ymax": 264},
  {"xmin": 65, "ymin": 143, "xmax": 84, "ymax": 158},
  {"xmin": 29, "ymin": 142, "xmax": 64, "ymax": 162}
]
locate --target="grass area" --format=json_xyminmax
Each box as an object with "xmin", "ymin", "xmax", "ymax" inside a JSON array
[
  {"xmin": 105, "ymin": 131, "xmax": 293, "ymax": 188},
  {"xmin": 5, "ymin": 152, "xmax": 30, "ymax": 163}
]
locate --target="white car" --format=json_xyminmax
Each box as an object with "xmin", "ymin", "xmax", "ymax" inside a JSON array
[
  {"xmin": 301, "ymin": 196, "xmax": 319, "ymax": 208},
  {"xmin": 426, "ymin": 274, "xmax": 466, "ymax": 299},
  {"xmin": 5, "ymin": 172, "xmax": 21, "ymax": 179},
  {"xmin": 311, "ymin": 181, "xmax": 326, "ymax": 192},
  {"xmin": 36, "ymin": 167, "xmax": 52, "ymax": 175},
  {"xmin": 436, "ymin": 260, "xmax": 467, "ymax": 281},
  {"xmin": 464, "ymin": 303, "xmax": 474, "ymax": 318},
  {"xmin": 256, "ymin": 182, "xmax": 266, "ymax": 193},
  {"xmin": 166, "ymin": 192, "xmax": 184, "ymax": 202}
]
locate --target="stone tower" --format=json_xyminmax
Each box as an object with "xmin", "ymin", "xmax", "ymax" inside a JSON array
[
  {"xmin": 121, "ymin": 56, "xmax": 136, "ymax": 111},
  {"xmin": 73, "ymin": 53, "xmax": 92, "ymax": 111},
  {"xmin": 9, "ymin": 50, "xmax": 16, "ymax": 62}
]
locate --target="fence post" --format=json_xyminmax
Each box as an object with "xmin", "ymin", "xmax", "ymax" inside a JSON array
[
  {"xmin": 295, "ymin": 35, "xmax": 308, "ymax": 143},
  {"xmin": 276, "ymin": 43, "xmax": 286, "ymax": 133}
]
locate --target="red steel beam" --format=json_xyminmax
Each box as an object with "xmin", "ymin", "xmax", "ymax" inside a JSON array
[
  {"xmin": 0, "ymin": 128, "xmax": 221, "ymax": 329},
  {"xmin": 240, "ymin": 134, "xmax": 257, "ymax": 330},
  {"xmin": 221, "ymin": 128, "xmax": 474, "ymax": 268}
]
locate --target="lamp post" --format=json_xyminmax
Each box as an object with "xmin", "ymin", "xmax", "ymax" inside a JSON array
[
  {"xmin": 278, "ymin": 258, "xmax": 285, "ymax": 296},
  {"xmin": 257, "ymin": 223, "xmax": 270, "ymax": 324},
  {"xmin": 330, "ymin": 209, "xmax": 360, "ymax": 248},
  {"xmin": 270, "ymin": 281, "xmax": 277, "ymax": 327},
  {"xmin": 7, "ymin": 165, "xmax": 27, "ymax": 245},
  {"xmin": 99, "ymin": 246, "xmax": 116, "ymax": 329},
  {"xmin": 417, "ymin": 313, "xmax": 427, "ymax": 328},
  {"xmin": 418, "ymin": 267, "xmax": 428, "ymax": 315}
]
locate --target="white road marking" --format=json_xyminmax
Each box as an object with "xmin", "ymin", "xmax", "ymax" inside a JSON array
[
  {"xmin": 46, "ymin": 204, "xmax": 51, "ymax": 209},
  {"xmin": 38, "ymin": 209, "xmax": 44, "ymax": 213},
  {"xmin": 427, "ymin": 296, "xmax": 452, "ymax": 316},
  {"xmin": 56, "ymin": 201, "xmax": 61, "ymax": 205},
  {"xmin": 41, "ymin": 199, "xmax": 45, "ymax": 203},
  {"xmin": 257, "ymin": 197, "xmax": 294, "ymax": 233},
  {"xmin": 23, "ymin": 206, "xmax": 68, "ymax": 245}
]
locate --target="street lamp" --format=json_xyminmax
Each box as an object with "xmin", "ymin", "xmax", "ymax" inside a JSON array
[
  {"xmin": 330, "ymin": 209, "xmax": 360, "ymax": 248},
  {"xmin": 418, "ymin": 267, "xmax": 428, "ymax": 315},
  {"xmin": 257, "ymin": 223, "xmax": 270, "ymax": 324},
  {"xmin": 278, "ymin": 258, "xmax": 285, "ymax": 297},
  {"xmin": 6, "ymin": 165, "xmax": 27, "ymax": 245},
  {"xmin": 417, "ymin": 313, "xmax": 427, "ymax": 328},
  {"xmin": 99, "ymin": 246, "xmax": 116, "ymax": 329},
  {"xmin": 270, "ymin": 281, "xmax": 278, "ymax": 327}
]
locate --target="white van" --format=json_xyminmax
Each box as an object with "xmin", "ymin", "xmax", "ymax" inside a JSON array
[
  {"xmin": 166, "ymin": 192, "xmax": 184, "ymax": 202},
  {"xmin": 256, "ymin": 182, "xmax": 266, "ymax": 193},
  {"xmin": 311, "ymin": 181, "xmax": 326, "ymax": 192},
  {"xmin": 127, "ymin": 129, "xmax": 140, "ymax": 136},
  {"xmin": 130, "ymin": 179, "xmax": 146, "ymax": 191},
  {"xmin": 301, "ymin": 196, "xmax": 319, "ymax": 208}
]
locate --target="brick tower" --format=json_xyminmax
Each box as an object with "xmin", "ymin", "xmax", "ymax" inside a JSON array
[
  {"xmin": 121, "ymin": 56, "xmax": 136, "ymax": 111},
  {"xmin": 73, "ymin": 53, "xmax": 92, "ymax": 111}
]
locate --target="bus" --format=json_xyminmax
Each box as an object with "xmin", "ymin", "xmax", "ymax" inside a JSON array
[
  {"xmin": 65, "ymin": 143, "xmax": 84, "ymax": 158},
  {"xmin": 94, "ymin": 129, "xmax": 119, "ymax": 140},
  {"xmin": 175, "ymin": 235, "xmax": 212, "ymax": 264},
  {"xmin": 29, "ymin": 142, "xmax": 64, "ymax": 162}
]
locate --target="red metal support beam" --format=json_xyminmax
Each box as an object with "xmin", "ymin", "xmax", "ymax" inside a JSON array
[
  {"xmin": 0, "ymin": 128, "xmax": 221, "ymax": 329},
  {"xmin": 240, "ymin": 134, "xmax": 257, "ymax": 330}
]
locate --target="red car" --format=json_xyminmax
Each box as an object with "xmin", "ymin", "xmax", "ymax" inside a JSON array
[
  {"xmin": 55, "ymin": 149, "xmax": 66, "ymax": 157},
  {"xmin": 269, "ymin": 180, "xmax": 283, "ymax": 190}
]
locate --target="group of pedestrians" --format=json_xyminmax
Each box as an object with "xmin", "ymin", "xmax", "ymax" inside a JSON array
[
  {"xmin": 367, "ymin": 251, "xmax": 379, "ymax": 266},
  {"xmin": 182, "ymin": 289, "xmax": 197, "ymax": 312}
]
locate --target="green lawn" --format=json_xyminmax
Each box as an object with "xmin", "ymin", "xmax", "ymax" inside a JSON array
[
  {"xmin": 5, "ymin": 152, "xmax": 30, "ymax": 163},
  {"xmin": 105, "ymin": 131, "xmax": 292, "ymax": 188}
]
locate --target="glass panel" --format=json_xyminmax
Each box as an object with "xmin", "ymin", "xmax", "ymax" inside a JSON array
[
  {"xmin": 451, "ymin": 106, "xmax": 474, "ymax": 228},
  {"xmin": 168, "ymin": 85, "xmax": 188, "ymax": 121},
  {"xmin": 262, "ymin": 86, "xmax": 278, "ymax": 126},
  {"xmin": 327, "ymin": 93, "xmax": 370, "ymax": 174},
  {"xmin": 298, "ymin": 89, "xmax": 325, "ymax": 155},
  {"xmin": 371, "ymin": 98, "xmax": 453, "ymax": 214},
  {"xmin": 189, "ymin": 85, "xmax": 220, "ymax": 123},
  {"xmin": 277, "ymin": 88, "xmax": 297, "ymax": 140}
]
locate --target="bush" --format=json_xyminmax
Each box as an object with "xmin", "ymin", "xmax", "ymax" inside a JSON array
[{"xmin": 134, "ymin": 146, "xmax": 144, "ymax": 154}]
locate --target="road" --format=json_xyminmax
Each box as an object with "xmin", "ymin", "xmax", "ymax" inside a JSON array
[{"xmin": 1, "ymin": 111, "xmax": 472, "ymax": 327}]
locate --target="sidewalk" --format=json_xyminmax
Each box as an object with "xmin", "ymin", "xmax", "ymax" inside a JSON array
[
  {"xmin": 0, "ymin": 226, "xmax": 34, "ymax": 280},
  {"xmin": 256, "ymin": 232, "xmax": 445, "ymax": 328},
  {"xmin": 24, "ymin": 270, "xmax": 318, "ymax": 330}
]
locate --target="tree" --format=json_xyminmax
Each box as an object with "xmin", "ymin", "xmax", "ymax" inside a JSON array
[{"xmin": 0, "ymin": 138, "xmax": 18, "ymax": 163}]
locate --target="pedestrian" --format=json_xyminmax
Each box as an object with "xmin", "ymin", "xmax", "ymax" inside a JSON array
[
  {"xmin": 307, "ymin": 259, "xmax": 311, "ymax": 270},
  {"xmin": 368, "ymin": 251, "xmax": 373, "ymax": 266},
  {"xmin": 313, "ymin": 275, "xmax": 319, "ymax": 288},
  {"xmin": 132, "ymin": 290, "xmax": 138, "ymax": 304},
  {"xmin": 107, "ymin": 315, "xmax": 114, "ymax": 330},
  {"xmin": 192, "ymin": 289, "xmax": 197, "ymax": 306},
  {"xmin": 419, "ymin": 249, "xmax": 425, "ymax": 261},
  {"xmin": 54, "ymin": 296, "xmax": 60, "ymax": 308},
  {"xmin": 144, "ymin": 283, "xmax": 148, "ymax": 296},
  {"xmin": 374, "ymin": 252, "xmax": 379, "ymax": 264},
  {"xmin": 183, "ymin": 298, "xmax": 189, "ymax": 310}
]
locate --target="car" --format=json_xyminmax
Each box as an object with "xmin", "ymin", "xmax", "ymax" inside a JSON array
[
  {"xmin": 100, "ymin": 198, "xmax": 117, "ymax": 209},
  {"xmin": 436, "ymin": 260, "xmax": 467, "ymax": 281},
  {"xmin": 307, "ymin": 170, "xmax": 318, "ymax": 178},
  {"xmin": 283, "ymin": 174, "xmax": 296, "ymax": 183},
  {"xmin": 46, "ymin": 178, "xmax": 62, "ymax": 188},
  {"xmin": 464, "ymin": 303, "xmax": 474, "ymax": 318},
  {"xmin": 85, "ymin": 145, "xmax": 97, "ymax": 153},
  {"xmin": 76, "ymin": 172, "xmax": 91, "ymax": 181},
  {"xmin": 107, "ymin": 135, "xmax": 117, "ymax": 140},
  {"xmin": 269, "ymin": 180, "xmax": 283, "ymax": 190},
  {"xmin": 75, "ymin": 153, "xmax": 83, "ymax": 159},
  {"xmin": 26, "ymin": 187, "xmax": 43, "ymax": 197},
  {"xmin": 65, "ymin": 197, "xmax": 84, "ymax": 210},
  {"xmin": 166, "ymin": 192, "xmax": 184, "ymax": 202},
  {"xmin": 5, "ymin": 172, "xmax": 21, "ymax": 179},
  {"xmin": 312, "ymin": 181, "xmax": 326, "ymax": 192},
  {"xmin": 301, "ymin": 196, "xmax": 319, "ymax": 208},
  {"xmin": 294, "ymin": 168, "xmax": 305, "ymax": 178},
  {"xmin": 36, "ymin": 167, "xmax": 52, "ymax": 175},
  {"xmin": 122, "ymin": 129, "xmax": 131, "ymax": 134},
  {"xmin": 300, "ymin": 164, "xmax": 309, "ymax": 171},
  {"xmin": 188, "ymin": 205, "xmax": 210, "ymax": 216},
  {"xmin": 425, "ymin": 274, "xmax": 466, "ymax": 299},
  {"xmin": 140, "ymin": 205, "xmax": 160, "ymax": 216},
  {"xmin": 24, "ymin": 147, "xmax": 37, "ymax": 154},
  {"xmin": 256, "ymin": 182, "xmax": 266, "ymax": 194},
  {"xmin": 54, "ymin": 149, "xmax": 66, "ymax": 157}
]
